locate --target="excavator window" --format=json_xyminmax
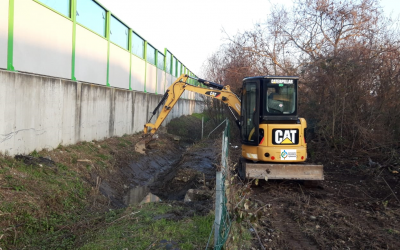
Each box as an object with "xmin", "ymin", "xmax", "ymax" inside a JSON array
[
  {"xmin": 241, "ymin": 81, "xmax": 259, "ymax": 145},
  {"xmin": 265, "ymin": 81, "xmax": 296, "ymax": 115}
]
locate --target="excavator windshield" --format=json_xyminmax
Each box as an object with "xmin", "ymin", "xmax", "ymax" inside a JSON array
[{"xmin": 265, "ymin": 80, "xmax": 296, "ymax": 115}]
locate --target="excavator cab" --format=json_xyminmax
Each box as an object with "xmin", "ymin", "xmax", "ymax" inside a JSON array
[
  {"xmin": 241, "ymin": 76, "xmax": 299, "ymax": 146},
  {"xmin": 238, "ymin": 76, "xmax": 324, "ymax": 180}
]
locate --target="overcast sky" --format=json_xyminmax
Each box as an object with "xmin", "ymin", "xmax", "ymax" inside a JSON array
[{"xmin": 99, "ymin": 0, "xmax": 400, "ymax": 77}]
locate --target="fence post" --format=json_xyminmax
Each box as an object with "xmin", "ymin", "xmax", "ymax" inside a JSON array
[
  {"xmin": 201, "ymin": 116, "xmax": 204, "ymax": 139},
  {"xmin": 214, "ymin": 171, "xmax": 223, "ymax": 246}
]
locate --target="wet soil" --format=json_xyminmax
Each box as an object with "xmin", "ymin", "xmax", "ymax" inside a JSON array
[
  {"xmin": 229, "ymin": 145, "xmax": 400, "ymax": 249},
  {"xmin": 149, "ymin": 142, "xmax": 218, "ymax": 201},
  {"xmin": 92, "ymin": 132, "xmax": 219, "ymax": 215}
]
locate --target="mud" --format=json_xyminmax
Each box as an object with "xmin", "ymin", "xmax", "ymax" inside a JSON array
[
  {"xmin": 149, "ymin": 142, "xmax": 218, "ymax": 201},
  {"xmin": 124, "ymin": 186, "xmax": 161, "ymax": 205},
  {"xmin": 93, "ymin": 132, "xmax": 218, "ymax": 212},
  {"xmin": 14, "ymin": 154, "xmax": 56, "ymax": 168}
]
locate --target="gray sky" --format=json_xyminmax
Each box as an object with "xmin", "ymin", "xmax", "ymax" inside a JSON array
[{"xmin": 99, "ymin": 0, "xmax": 400, "ymax": 77}]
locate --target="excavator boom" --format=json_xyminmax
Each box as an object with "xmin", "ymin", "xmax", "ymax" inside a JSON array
[{"xmin": 144, "ymin": 74, "xmax": 241, "ymax": 134}]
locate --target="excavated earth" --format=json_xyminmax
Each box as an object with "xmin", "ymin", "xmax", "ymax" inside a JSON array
[
  {"xmin": 96, "ymin": 130, "xmax": 400, "ymax": 249},
  {"xmin": 92, "ymin": 131, "xmax": 219, "ymax": 217},
  {"xmin": 227, "ymin": 145, "xmax": 400, "ymax": 250}
]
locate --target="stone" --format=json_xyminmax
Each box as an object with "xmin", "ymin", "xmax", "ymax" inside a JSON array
[{"xmin": 184, "ymin": 189, "xmax": 212, "ymax": 202}]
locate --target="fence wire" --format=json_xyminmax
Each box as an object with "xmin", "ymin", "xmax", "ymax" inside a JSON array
[{"xmin": 206, "ymin": 119, "xmax": 231, "ymax": 249}]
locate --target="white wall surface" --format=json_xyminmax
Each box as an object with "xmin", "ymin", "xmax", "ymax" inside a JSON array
[
  {"xmin": 0, "ymin": 0, "xmax": 8, "ymax": 69},
  {"xmin": 109, "ymin": 43, "xmax": 130, "ymax": 89},
  {"xmin": 113, "ymin": 90, "xmax": 133, "ymax": 136},
  {"xmin": 157, "ymin": 69, "xmax": 165, "ymax": 94},
  {"xmin": 13, "ymin": 0, "xmax": 72, "ymax": 79},
  {"xmin": 75, "ymin": 25, "xmax": 107, "ymax": 85},
  {"xmin": 165, "ymin": 73, "xmax": 172, "ymax": 90},
  {"xmin": 132, "ymin": 92, "xmax": 148, "ymax": 132},
  {"xmin": 131, "ymin": 55, "xmax": 145, "ymax": 91},
  {"xmin": 146, "ymin": 63, "xmax": 157, "ymax": 93},
  {"xmin": 147, "ymin": 94, "xmax": 162, "ymax": 123},
  {"xmin": 79, "ymin": 84, "xmax": 112, "ymax": 141}
]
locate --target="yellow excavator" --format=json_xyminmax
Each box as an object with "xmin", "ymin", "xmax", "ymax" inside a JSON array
[{"xmin": 144, "ymin": 74, "xmax": 324, "ymax": 181}]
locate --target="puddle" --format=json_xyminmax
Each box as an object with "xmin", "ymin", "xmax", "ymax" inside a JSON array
[
  {"xmin": 124, "ymin": 186, "xmax": 161, "ymax": 205},
  {"xmin": 117, "ymin": 138, "xmax": 218, "ymax": 207}
]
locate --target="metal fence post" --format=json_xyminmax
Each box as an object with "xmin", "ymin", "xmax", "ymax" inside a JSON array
[
  {"xmin": 201, "ymin": 116, "xmax": 204, "ymax": 139},
  {"xmin": 214, "ymin": 171, "xmax": 223, "ymax": 247}
]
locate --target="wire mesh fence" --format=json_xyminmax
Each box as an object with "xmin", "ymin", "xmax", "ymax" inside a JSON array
[{"xmin": 206, "ymin": 119, "xmax": 232, "ymax": 249}]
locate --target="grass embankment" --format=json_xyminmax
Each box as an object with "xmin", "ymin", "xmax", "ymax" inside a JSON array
[
  {"xmin": 0, "ymin": 126, "xmax": 215, "ymax": 249},
  {"xmin": 80, "ymin": 203, "xmax": 213, "ymax": 249}
]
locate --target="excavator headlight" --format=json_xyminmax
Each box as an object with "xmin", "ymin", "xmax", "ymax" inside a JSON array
[{"xmin": 264, "ymin": 153, "xmax": 270, "ymax": 157}]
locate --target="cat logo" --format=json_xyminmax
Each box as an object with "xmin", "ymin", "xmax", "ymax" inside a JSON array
[
  {"xmin": 205, "ymin": 91, "xmax": 221, "ymax": 97},
  {"xmin": 272, "ymin": 129, "xmax": 299, "ymax": 145}
]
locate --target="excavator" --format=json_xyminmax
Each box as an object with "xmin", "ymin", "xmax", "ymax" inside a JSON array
[{"xmin": 143, "ymin": 74, "xmax": 324, "ymax": 181}]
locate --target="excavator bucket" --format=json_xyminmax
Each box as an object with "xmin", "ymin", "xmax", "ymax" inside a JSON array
[
  {"xmin": 238, "ymin": 158, "xmax": 324, "ymax": 180},
  {"xmin": 135, "ymin": 134, "xmax": 156, "ymax": 154}
]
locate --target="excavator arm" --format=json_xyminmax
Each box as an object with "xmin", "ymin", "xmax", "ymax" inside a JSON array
[{"xmin": 144, "ymin": 74, "xmax": 241, "ymax": 135}]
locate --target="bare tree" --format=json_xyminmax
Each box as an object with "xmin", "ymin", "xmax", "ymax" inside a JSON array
[{"xmin": 203, "ymin": 0, "xmax": 400, "ymax": 163}]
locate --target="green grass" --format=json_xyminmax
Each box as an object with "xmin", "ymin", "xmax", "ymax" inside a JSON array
[
  {"xmin": 191, "ymin": 112, "xmax": 211, "ymax": 123},
  {"xmin": 0, "ymin": 154, "xmax": 92, "ymax": 249},
  {"xmin": 0, "ymin": 133, "xmax": 220, "ymax": 249},
  {"xmin": 79, "ymin": 203, "xmax": 214, "ymax": 250}
]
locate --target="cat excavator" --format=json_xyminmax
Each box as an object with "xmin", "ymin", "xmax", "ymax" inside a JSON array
[{"xmin": 143, "ymin": 74, "xmax": 323, "ymax": 180}]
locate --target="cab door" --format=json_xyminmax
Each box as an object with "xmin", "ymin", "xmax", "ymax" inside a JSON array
[{"xmin": 240, "ymin": 80, "xmax": 259, "ymax": 145}]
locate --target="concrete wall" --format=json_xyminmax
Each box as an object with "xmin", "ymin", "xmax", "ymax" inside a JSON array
[
  {"xmin": 0, "ymin": 70, "xmax": 203, "ymax": 156},
  {"xmin": 0, "ymin": 0, "xmax": 8, "ymax": 69}
]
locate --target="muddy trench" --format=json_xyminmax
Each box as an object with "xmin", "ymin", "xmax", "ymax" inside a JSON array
[{"xmin": 96, "ymin": 136, "xmax": 219, "ymax": 210}]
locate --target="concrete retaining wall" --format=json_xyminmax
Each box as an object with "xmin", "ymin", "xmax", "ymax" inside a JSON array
[{"xmin": 0, "ymin": 70, "xmax": 203, "ymax": 156}]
